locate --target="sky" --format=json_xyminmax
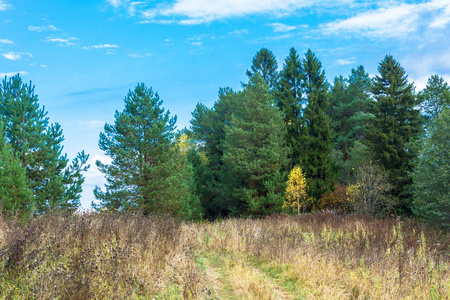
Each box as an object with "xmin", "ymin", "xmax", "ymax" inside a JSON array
[{"xmin": 1, "ymin": 0, "xmax": 449, "ymax": 210}]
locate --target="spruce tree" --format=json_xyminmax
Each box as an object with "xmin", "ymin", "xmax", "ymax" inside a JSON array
[
  {"xmin": 223, "ymin": 74, "xmax": 289, "ymax": 216},
  {"xmin": 329, "ymin": 66, "xmax": 373, "ymax": 183},
  {"xmin": 366, "ymin": 55, "xmax": 422, "ymax": 214},
  {"xmin": 300, "ymin": 50, "xmax": 335, "ymax": 202},
  {"xmin": 0, "ymin": 75, "xmax": 89, "ymax": 213},
  {"xmin": 0, "ymin": 122, "xmax": 33, "ymax": 216},
  {"xmin": 412, "ymin": 107, "xmax": 450, "ymax": 228},
  {"xmin": 189, "ymin": 88, "xmax": 239, "ymax": 218},
  {"xmin": 246, "ymin": 48, "xmax": 279, "ymax": 90},
  {"xmin": 276, "ymin": 47, "xmax": 304, "ymax": 169},
  {"xmin": 94, "ymin": 83, "xmax": 201, "ymax": 219}
]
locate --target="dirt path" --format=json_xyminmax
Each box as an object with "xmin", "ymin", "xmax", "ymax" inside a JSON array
[{"xmin": 196, "ymin": 251, "xmax": 303, "ymax": 300}]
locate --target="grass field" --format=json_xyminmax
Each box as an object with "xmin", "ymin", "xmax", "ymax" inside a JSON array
[{"xmin": 0, "ymin": 212, "xmax": 448, "ymax": 299}]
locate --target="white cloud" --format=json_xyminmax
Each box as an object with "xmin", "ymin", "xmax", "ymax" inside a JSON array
[
  {"xmin": 84, "ymin": 154, "xmax": 112, "ymax": 179},
  {"xmin": 335, "ymin": 58, "xmax": 356, "ymax": 65},
  {"xmin": 190, "ymin": 41, "xmax": 202, "ymax": 46},
  {"xmin": 0, "ymin": 0, "xmax": 11, "ymax": 11},
  {"xmin": 0, "ymin": 71, "xmax": 28, "ymax": 77},
  {"xmin": 109, "ymin": 0, "xmax": 349, "ymax": 24},
  {"xmin": 129, "ymin": 53, "xmax": 152, "ymax": 58},
  {"xmin": 2, "ymin": 52, "xmax": 32, "ymax": 60},
  {"xmin": 228, "ymin": 29, "xmax": 248, "ymax": 35},
  {"xmin": 41, "ymin": 65, "xmax": 48, "ymax": 68},
  {"xmin": 269, "ymin": 22, "xmax": 297, "ymax": 32},
  {"xmin": 45, "ymin": 37, "xmax": 77, "ymax": 46},
  {"xmin": 322, "ymin": 0, "xmax": 450, "ymax": 38},
  {"xmin": 28, "ymin": 25, "xmax": 59, "ymax": 32},
  {"xmin": 92, "ymin": 44, "xmax": 119, "ymax": 49},
  {"xmin": 0, "ymin": 39, "xmax": 13, "ymax": 44}
]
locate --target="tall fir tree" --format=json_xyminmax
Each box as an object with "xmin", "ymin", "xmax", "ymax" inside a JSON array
[
  {"xmin": 189, "ymin": 88, "xmax": 239, "ymax": 218},
  {"xmin": 276, "ymin": 47, "xmax": 305, "ymax": 169},
  {"xmin": 0, "ymin": 121, "xmax": 33, "ymax": 217},
  {"xmin": 300, "ymin": 50, "xmax": 335, "ymax": 202},
  {"xmin": 328, "ymin": 66, "xmax": 373, "ymax": 183},
  {"xmin": 94, "ymin": 83, "xmax": 201, "ymax": 219},
  {"xmin": 223, "ymin": 74, "xmax": 289, "ymax": 216},
  {"xmin": 246, "ymin": 48, "xmax": 279, "ymax": 90},
  {"xmin": 366, "ymin": 55, "xmax": 423, "ymax": 214},
  {"xmin": 0, "ymin": 75, "xmax": 89, "ymax": 213}
]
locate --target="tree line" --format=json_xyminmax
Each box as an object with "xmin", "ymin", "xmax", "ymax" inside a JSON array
[{"xmin": 0, "ymin": 48, "xmax": 448, "ymax": 227}]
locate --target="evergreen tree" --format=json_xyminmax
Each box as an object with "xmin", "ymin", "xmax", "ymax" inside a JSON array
[
  {"xmin": 0, "ymin": 122, "xmax": 33, "ymax": 216},
  {"xmin": 223, "ymin": 74, "xmax": 289, "ymax": 216},
  {"xmin": 412, "ymin": 107, "xmax": 450, "ymax": 228},
  {"xmin": 0, "ymin": 75, "xmax": 88, "ymax": 213},
  {"xmin": 300, "ymin": 50, "xmax": 335, "ymax": 202},
  {"xmin": 189, "ymin": 88, "xmax": 239, "ymax": 218},
  {"xmin": 276, "ymin": 47, "xmax": 304, "ymax": 169},
  {"xmin": 94, "ymin": 83, "xmax": 200, "ymax": 219},
  {"xmin": 417, "ymin": 75, "xmax": 450, "ymax": 122},
  {"xmin": 329, "ymin": 66, "xmax": 373, "ymax": 183},
  {"xmin": 366, "ymin": 55, "xmax": 422, "ymax": 214},
  {"xmin": 246, "ymin": 48, "xmax": 279, "ymax": 90}
]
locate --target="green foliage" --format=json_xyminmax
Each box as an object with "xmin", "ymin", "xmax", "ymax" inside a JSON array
[
  {"xmin": 300, "ymin": 50, "xmax": 335, "ymax": 202},
  {"xmin": 246, "ymin": 48, "xmax": 279, "ymax": 90},
  {"xmin": 276, "ymin": 48, "xmax": 305, "ymax": 169},
  {"xmin": 412, "ymin": 108, "xmax": 450, "ymax": 228},
  {"xmin": 366, "ymin": 55, "xmax": 423, "ymax": 214},
  {"xmin": 94, "ymin": 83, "xmax": 201, "ymax": 219},
  {"xmin": 224, "ymin": 74, "xmax": 289, "ymax": 216},
  {"xmin": 417, "ymin": 75, "xmax": 450, "ymax": 122},
  {"xmin": 0, "ymin": 75, "xmax": 89, "ymax": 213},
  {"xmin": 0, "ymin": 122, "xmax": 33, "ymax": 217},
  {"xmin": 189, "ymin": 88, "xmax": 239, "ymax": 218},
  {"xmin": 329, "ymin": 66, "xmax": 373, "ymax": 181}
]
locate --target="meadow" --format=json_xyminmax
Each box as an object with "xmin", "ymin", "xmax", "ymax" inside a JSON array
[{"xmin": 0, "ymin": 212, "xmax": 448, "ymax": 299}]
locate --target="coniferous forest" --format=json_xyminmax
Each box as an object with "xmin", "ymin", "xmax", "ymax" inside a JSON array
[
  {"xmin": 0, "ymin": 48, "xmax": 449, "ymax": 299},
  {"xmin": 0, "ymin": 48, "xmax": 449, "ymax": 225}
]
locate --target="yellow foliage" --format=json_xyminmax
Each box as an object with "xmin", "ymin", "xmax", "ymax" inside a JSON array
[{"xmin": 284, "ymin": 166, "xmax": 309, "ymax": 215}]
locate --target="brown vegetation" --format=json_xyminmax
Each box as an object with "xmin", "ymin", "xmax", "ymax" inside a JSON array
[{"xmin": 0, "ymin": 212, "xmax": 448, "ymax": 299}]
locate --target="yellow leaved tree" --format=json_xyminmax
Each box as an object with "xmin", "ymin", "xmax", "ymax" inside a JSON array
[{"xmin": 283, "ymin": 166, "xmax": 309, "ymax": 216}]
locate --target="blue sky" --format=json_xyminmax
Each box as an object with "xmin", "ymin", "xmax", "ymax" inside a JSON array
[{"xmin": 1, "ymin": 0, "xmax": 449, "ymax": 209}]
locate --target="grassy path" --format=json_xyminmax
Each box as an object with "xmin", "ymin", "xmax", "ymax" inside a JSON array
[{"xmin": 195, "ymin": 250, "xmax": 305, "ymax": 300}]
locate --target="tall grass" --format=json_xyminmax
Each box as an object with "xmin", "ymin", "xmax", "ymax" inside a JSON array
[{"xmin": 1, "ymin": 211, "xmax": 448, "ymax": 299}]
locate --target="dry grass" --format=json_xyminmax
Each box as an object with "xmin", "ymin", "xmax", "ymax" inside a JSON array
[{"xmin": 0, "ymin": 211, "xmax": 448, "ymax": 299}]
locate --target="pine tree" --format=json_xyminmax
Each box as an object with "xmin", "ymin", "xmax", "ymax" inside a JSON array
[
  {"xmin": 246, "ymin": 48, "xmax": 279, "ymax": 90},
  {"xmin": 366, "ymin": 55, "xmax": 423, "ymax": 214},
  {"xmin": 94, "ymin": 83, "xmax": 200, "ymax": 219},
  {"xmin": 0, "ymin": 75, "xmax": 89, "ymax": 213},
  {"xmin": 276, "ymin": 47, "xmax": 304, "ymax": 169},
  {"xmin": 0, "ymin": 121, "xmax": 33, "ymax": 216},
  {"xmin": 223, "ymin": 74, "xmax": 289, "ymax": 216},
  {"xmin": 300, "ymin": 50, "xmax": 335, "ymax": 202}
]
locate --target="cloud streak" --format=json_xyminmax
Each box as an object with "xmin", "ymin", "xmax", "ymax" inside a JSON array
[
  {"xmin": 0, "ymin": 71, "xmax": 28, "ymax": 77},
  {"xmin": 269, "ymin": 23, "xmax": 297, "ymax": 32},
  {"xmin": 322, "ymin": 0, "xmax": 450, "ymax": 38},
  {"xmin": 0, "ymin": 0, "xmax": 11, "ymax": 11},
  {"xmin": 29, "ymin": 25, "xmax": 59, "ymax": 32},
  {"xmin": 45, "ymin": 37, "xmax": 77, "ymax": 46},
  {"xmin": 0, "ymin": 39, "xmax": 13, "ymax": 44},
  {"xmin": 109, "ymin": 0, "xmax": 346, "ymax": 24},
  {"xmin": 2, "ymin": 52, "xmax": 32, "ymax": 60}
]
